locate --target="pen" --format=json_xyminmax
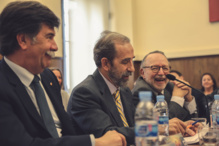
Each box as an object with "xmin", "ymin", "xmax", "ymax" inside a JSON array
[
  {"xmin": 191, "ymin": 120, "xmax": 200, "ymax": 126},
  {"xmin": 183, "ymin": 120, "xmax": 200, "ymax": 136}
]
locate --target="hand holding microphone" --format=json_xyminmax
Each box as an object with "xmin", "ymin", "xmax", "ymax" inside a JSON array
[
  {"xmin": 166, "ymin": 74, "xmax": 194, "ymax": 90},
  {"xmin": 166, "ymin": 74, "xmax": 210, "ymax": 123},
  {"xmin": 167, "ymin": 74, "xmax": 193, "ymax": 101}
]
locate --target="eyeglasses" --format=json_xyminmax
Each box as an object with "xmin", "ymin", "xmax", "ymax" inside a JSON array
[{"xmin": 142, "ymin": 65, "xmax": 171, "ymax": 73}]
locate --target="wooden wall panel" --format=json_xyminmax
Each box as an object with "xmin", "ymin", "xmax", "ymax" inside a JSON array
[
  {"xmin": 169, "ymin": 55, "xmax": 219, "ymax": 89},
  {"xmin": 130, "ymin": 55, "xmax": 219, "ymax": 90}
]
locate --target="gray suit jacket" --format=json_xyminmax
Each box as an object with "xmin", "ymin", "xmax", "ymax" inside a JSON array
[
  {"xmin": 68, "ymin": 69, "xmax": 135, "ymax": 145},
  {"xmin": 132, "ymin": 77, "xmax": 193, "ymax": 121}
]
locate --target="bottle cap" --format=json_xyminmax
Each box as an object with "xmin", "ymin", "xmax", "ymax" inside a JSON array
[
  {"xmin": 139, "ymin": 91, "xmax": 152, "ymax": 101},
  {"xmin": 214, "ymin": 94, "xmax": 219, "ymax": 100},
  {"xmin": 157, "ymin": 95, "xmax": 165, "ymax": 101}
]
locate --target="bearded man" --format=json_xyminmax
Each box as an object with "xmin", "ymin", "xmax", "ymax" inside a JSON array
[{"xmin": 68, "ymin": 31, "xmax": 136, "ymax": 145}]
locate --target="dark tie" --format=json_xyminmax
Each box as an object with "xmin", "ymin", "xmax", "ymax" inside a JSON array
[
  {"xmin": 31, "ymin": 75, "xmax": 59, "ymax": 138},
  {"xmin": 158, "ymin": 92, "xmax": 163, "ymax": 95},
  {"xmin": 113, "ymin": 89, "xmax": 129, "ymax": 127}
]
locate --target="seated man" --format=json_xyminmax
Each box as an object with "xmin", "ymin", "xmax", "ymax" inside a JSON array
[
  {"xmin": 0, "ymin": 1, "xmax": 126, "ymax": 146},
  {"xmin": 132, "ymin": 51, "xmax": 197, "ymax": 121},
  {"xmin": 68, "ymin": 31, "xmax": 136, "ymax": 145}
]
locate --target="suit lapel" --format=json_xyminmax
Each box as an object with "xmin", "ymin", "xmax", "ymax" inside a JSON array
[
  {"xmin": 2, "ymin": 60, "xmax": 45, "ymax": 128},
  {"xmin": 120, "ymin": 88, "xmax": 134, "ymax": 126},
  {"xmin": 164, "ymin": 89, "xmax": 172, "ymax": 104},
  {"xmin": 164, "ymin": 82, "xmax": 174, "ymax": 104},
  {"xmin": 102, "ymin": 91, "xmax": 125, "ymax": 127},
  {"xmin": 40, "ymin": 71, "xmax": 63, "ymax": 115},
  {"xmin": 40, "ymin": 69, "xmax": 75, "ymax": 135},
  {"xmin": 93, "ymin": 69, "xmax": 124, "ymax": 127}
]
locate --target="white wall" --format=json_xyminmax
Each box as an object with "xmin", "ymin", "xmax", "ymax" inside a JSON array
[
  {"xmin": 0, "ymin": 0, "xmax": 63, "ymax": 57},
  {"xmin": 2, "ymin": 0, "xmax": 219, "ymax": 60},
  {"xmin": 111, "ymin": 0, "xmax": 219, "ymax": 60},
  {"xmin": 109, "ymin": 0, "xmax": 133, "ymax": 42}
]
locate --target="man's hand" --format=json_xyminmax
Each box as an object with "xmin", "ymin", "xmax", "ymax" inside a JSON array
[
  {"xmin": 172, "ymin": 79, "xmax": 193, "ymax": 102},
  {"xmin": 168, "ymin": 118, "xmax": 201, "ymax": 137},
  {"xmin": 168, "ymin": 118, "xmax": 187, "ymax": 135},
  {"xmin": 95, "ymin": 130, "xmax": 127, "ymax": 146},
  {"xmin": 172, "ymin": 81, "xmax": 188, "ymax": 98},
  {"xmin": 183, "ymin": 120, "xmax": 201, "ymax": 137}
]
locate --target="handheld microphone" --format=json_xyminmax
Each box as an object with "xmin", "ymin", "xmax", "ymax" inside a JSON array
[
  {"xmin": 166, "ymin": 74, "xmax": 195, "ymax": 90},
  {"xmin": 166, "ymin": 74, "xmax": 210, "ymax": 123}
]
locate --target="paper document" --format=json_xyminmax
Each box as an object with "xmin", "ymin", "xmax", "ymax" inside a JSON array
[{"xmin": 184, "ymin": 133, "xmax": 199, "ymax": 144}]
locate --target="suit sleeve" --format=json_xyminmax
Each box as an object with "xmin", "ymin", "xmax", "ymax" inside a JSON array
[
  {"xmin": 132, "ymin": 87, "xmax": 157, "ymax": 107},
  {"xmin": 168, "ymin": 100, "xmax": 192, "ymax": 121},
  {"xmin": 68, "ymin": 86, "xmax": 135, "ymax": 145},
  {"xmin": 165, "ymin": 83, "xmax": 194, "ymax": 121}
]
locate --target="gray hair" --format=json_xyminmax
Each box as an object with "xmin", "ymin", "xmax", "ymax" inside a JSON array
[
  {"xmin": 93, "ymin": 30, "xmax": 130, "ymax": 67},
  {"xmin": 140, "ymin": 50, "xmax": 169, "ymax": 68}
]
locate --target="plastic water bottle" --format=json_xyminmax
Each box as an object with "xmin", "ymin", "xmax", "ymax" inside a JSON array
[
  {"xmin": 211, "ymin": 94, "xmax": 219, "ymax": 128},
  {"xmin": 205, "ymin": 94, "xmax": 219, "ymax": 146},
  {"xmin": 153, "ymin": 95, "xmax": 169, "ymax": 140},
  {"xmin": 135, "ymin": 91, "xmax": 158, "ymax": 146}
]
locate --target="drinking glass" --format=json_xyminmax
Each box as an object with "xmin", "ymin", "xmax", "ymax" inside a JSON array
[{"xmin": 198, "ymin": 126, "xmax": 218, "ymax": 146}]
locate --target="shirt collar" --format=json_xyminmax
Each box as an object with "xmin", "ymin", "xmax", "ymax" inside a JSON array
[
  {"xmin": 154, "ymin": 90, "xmax": 164, "ymax": 96},
  {"xmin": 4, "ymin": 57, "xmax": 40, "ymax": 87},
  {"xmin": 99, "ymin": 70, "xmax": 118, "ymax": 95}
]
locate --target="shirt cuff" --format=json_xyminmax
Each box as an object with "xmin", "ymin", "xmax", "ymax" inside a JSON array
[
  {"xmin": 90, "ymin": 134, "xmax": 95, "ymax": 146},
  {"xmin": 184, "ymin": 97, "xmax": 197, "ymax": 114},
  {"xmin": 171, "ymin": 96, "xmax": 185, "ymax": 107}
]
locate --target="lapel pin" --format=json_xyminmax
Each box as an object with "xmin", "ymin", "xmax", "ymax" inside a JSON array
[{"xmin": 50, "ymin": 82, "xmax": 53, "ymax": 86}]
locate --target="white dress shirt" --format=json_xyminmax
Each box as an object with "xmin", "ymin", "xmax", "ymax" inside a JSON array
[{"xmin": 171, "ymin": 96, "xmax": 197, "ymax": 114}]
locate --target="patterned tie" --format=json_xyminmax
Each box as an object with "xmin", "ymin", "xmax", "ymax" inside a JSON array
[
  {"xmin": 31, "ymin": 75, "xmax": 59, "ymax": 138},
  {"xmin": 113, "ymin": 89, "xmax": 129, "ymax": 127}
]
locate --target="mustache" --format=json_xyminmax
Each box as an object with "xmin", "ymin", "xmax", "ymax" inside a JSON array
[
  {"xmin": 156, "ymin": 75, "xmax": 166, "ymax": 78},
  {"xmin": 123, "ymin": 71, "xmax": 132, "ymax": 76}
]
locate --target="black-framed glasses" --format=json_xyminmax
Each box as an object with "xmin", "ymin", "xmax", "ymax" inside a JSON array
[{"xmin": 142, "ymin": 65, "xmax": 171, "ymax": 73}]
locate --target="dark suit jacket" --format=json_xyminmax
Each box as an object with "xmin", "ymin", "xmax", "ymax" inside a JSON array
[
  {"xmin": 0, "ymin": 59, "xmax": 91, "ymax": 146},
  {"xmin": 192, "ymin": 88, "xmax": 210, "ymax": 123},
  {"xmin": 68, "ymin": 69, "xmax": 135, "ymax": 145},
  {"xmin": 132, "ymin": 77, "xmax": 194, "ymax": 121},
  {"xmin": 207, "ymin": 88, "xmax": 219, "ymax": 104}
]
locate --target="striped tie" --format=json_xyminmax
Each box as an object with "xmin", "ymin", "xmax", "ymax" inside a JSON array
[{"xmin": 113, "ymin": 89, "xmax": 129, "ymax": 127}]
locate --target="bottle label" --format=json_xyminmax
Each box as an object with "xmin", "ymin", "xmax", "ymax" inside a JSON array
[
  {"xmin": 158, "ymin": 116, "xmax": 169, "ymax": 124},
  {"xmin": 216, "ymin": 114, "xmax": 219, "ymax": 124},
  {"xmin": 135, "ymin": 122, "xmax": 158, "ymax": 137},
  {"xmin": 212, "ymin": 114, "xmax": 216, "ymax": 123}
]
